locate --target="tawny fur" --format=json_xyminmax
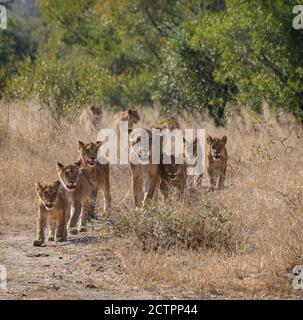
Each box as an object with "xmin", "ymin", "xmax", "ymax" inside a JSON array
[
  {"xmin": 79, "ymin": 105, "xmax": 102, "ymax": 139},
  {"xmin": 33, "ymin": 180, "xmax": 69, "ymax": 246},
  {"xmin": 77, "ymin": 141, "xmax": 111, "ymax": 217},
  {"xmin": 129, "ymin": 128, "xmax": 160, "ymax": 208},
  {"xmin": 152, "ymin": 113, "xmax": 181, "ymax": 131},
  {"xmin": 56, "ymin": 161, "xmax": 93, "ymax": 234},
  {"xmin": 113, "ymin": 109, "xmax": 140, "ymax": 134},
  {"xmin": 160, "ymin": 154, "xmax": 186, "ymax": 199},
  {"xmin": 207, "ymin": 135, "xmax": 228, "ymax": 190}
]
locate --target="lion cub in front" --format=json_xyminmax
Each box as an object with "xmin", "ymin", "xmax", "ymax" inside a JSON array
[
  {"xmin": 33, "ymin": 180, "xmax": 69, "ymax": 247},
  {"xmin": 207, "ymin": 135, "xmax": 228, "ymax": 190},
  {"xmin": 57, "ymin": 161, "xmax": 93, "ymax": 234}
]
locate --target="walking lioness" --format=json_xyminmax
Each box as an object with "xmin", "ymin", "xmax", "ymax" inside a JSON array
[
  {"xmin": 77, "ymin": 140, "xmax": 111, "ymax": 217},
  {"xmin": 129, "ymin": 128, "xmax": 160, "ymax": 208},
  {"xmin": 113, "ymin": 109, "xmax": 140, "ymax": 134},
  {"xmin": 80, "ymin": 105, "xmax": 103, "ymax": 138},
  {"xmin": 160, "ymin": 154, "xmax": 186, "ymax": 199},
  {"xmin": 57, "ymin": 161, "xmax": 93, "ymax": 234},
  {"xmin": 33, "ymin": 180, "xmax": 69, "ymax": 246},
  {"xmin": 207, "ymin": 135, "xmax": 228, "ymax": 190}
]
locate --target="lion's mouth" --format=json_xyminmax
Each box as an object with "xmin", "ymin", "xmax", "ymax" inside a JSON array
[
  {"xmin": 138, "ymin": 152, "xmax": 149, "ymax": 162},
  {"xmin": 66, "ymin": 184, "xmax": 76, "ymax": 190},
  {"xmin": 212, "ymin": 154, "xmax": 221, "ymax": 160},
  {"xmin": 45, "ymin": 203, "xmax": 54, "ymax": 210},
  {"xmin": 87, "ymin": 159, "xmax": 96, "ymax": 166},
  {"xmin": 169, "ymin": 174, "xmax": 177, "ymax": 181}
]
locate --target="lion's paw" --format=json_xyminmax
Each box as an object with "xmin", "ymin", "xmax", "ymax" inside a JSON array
[
  {"xmin": 68, "ymin": 227, "xmax": 78, "ymax": 235},
  {"xmin": 79, "ymin": 226, "xmax": 87, "ymax": 232},
  {"xmin": 33, "ymin": 239, "xmax": 45, "ymax": 247}
]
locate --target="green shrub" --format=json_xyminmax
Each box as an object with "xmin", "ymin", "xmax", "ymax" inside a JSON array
[{"xmin": 110, "ymin": 198, "xmax": 237, "ymax": 252}]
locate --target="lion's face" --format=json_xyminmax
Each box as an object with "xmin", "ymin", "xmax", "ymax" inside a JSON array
[
  {"xmin": 207, "ymin": 135, "xmax": 227, "ymax": 161},
  {"xmin": 35, "ymin": 181, "xmax": 61, "ymax": 210},
  {"xmin": 90, "ymin": 105, "xmax": 102, "ymax": 125},
  {"xmin": 56, "ymin": 161, "xmax": 81, "ymax": 191},
  {"xmin": 162, "ymin": 155, "xmax": 183, "ymax": 181},
  {"xmin": 129, "ymin": 129, "xmax": 152, "ymax": 163},
  {"xmin": 78, "ymin": 141, "xmax": 102, "ymax": 167},
  {"xmin": 128, "ymin": 109, "xmax": 140, "ymax": 125}
]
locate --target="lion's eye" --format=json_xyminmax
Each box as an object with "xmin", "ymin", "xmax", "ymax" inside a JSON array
[{"xmin": 136, "ymin": 137, "xmax": 141, "ymax": 143}]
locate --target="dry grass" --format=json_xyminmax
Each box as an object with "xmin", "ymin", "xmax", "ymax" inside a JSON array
[{"xmin": 1, "ymin": 100, "xmax": 303, "ymax": 299}]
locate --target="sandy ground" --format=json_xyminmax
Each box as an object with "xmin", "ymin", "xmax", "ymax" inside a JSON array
[{"xmin": 0, "ymin": 219, "xmax": 199, "ymax": 300}]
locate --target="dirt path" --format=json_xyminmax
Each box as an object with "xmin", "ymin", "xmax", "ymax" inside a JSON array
[{"xmin": 0, "ymin": 221, "xmax": 200, "ymax": 300}]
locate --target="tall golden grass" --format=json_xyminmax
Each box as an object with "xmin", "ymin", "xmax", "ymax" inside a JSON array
[{"xmin": 1, "ymin": 99, "xmax": 303, "ymax": 298}]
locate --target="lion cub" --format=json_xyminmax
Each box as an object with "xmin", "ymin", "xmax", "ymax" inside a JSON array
[
  {"xmin": 33, "ymin": 180, "xmax": 69, "ymax": 247},
  {"xmin": 207, "ymin": 135, "xmax": 228, "ymax": 190},
  {"xmin": 57, "ymin": 161, "xmax": 93, "ymax": 234},
  {"xmin": 160, "ymin": 154, "xmax": 186, "ymax": 199},
  {"xmin": 79, "ymin": 105, "xmax": 103, "ymax": 138},
  {"xmin": 113, "ymin": 109, "xmax": 140, "ymax": 134},
  {"xmin": 129, "ymin": 128, "xmax": 160, "ymax": 208},
  {"xmin": 77, "ymin": 141, "xmax": 111, "ymax": 217}
]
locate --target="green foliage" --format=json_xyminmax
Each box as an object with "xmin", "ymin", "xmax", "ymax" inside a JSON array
[
  {"xmin": 2, "ymin": 0, "xmax": 303, "ymax": 120},
  {"xmin": 110, "ymin": 199, "xmax": 236, "ymax": 252},
  {"xmin": 156, "ymin": 24, "xmax": 233, "ymax": 124},
  {"xmin": 0, "ymin": 16, "xmax": 39, "ymax": 96},
  {"xmin": 7, "ymin": 32, "xmax": 108, "ymax": 116},
  {"xmin": 200, "ymin": 0, "xmax": 303, "ymax": 116}
]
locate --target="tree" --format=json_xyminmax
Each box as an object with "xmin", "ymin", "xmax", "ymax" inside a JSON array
[{"xmin": 200, "ymin": 0, "xmax": 303, "ymax": 117}]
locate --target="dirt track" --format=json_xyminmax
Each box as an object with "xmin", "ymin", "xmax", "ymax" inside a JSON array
[{"xmin": 0, "ymin": 222, "xmax": 198, "ymax": 300}]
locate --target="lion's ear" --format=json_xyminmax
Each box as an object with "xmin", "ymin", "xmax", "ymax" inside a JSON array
[
  {"xmin": 96, "ymin": 141, "xmax": 102, "ymax": 148},
  {"xmin": 56, "ymin": 162, "xmax": 64, "ymax": 171},
  {"xmin": 206, "ymin": 135, "xmax": 213, "ymax": 145},
  {"xmin": 54, "ymin": 180, "xmax": 61, "ymax": 188},
  {"xmin": 221, "ymin": 135, "xmax": 227, "ymax": 144},
  {"xmin": 75, "ymin": 160, "xmax": 82, "ymax": 167},
  {"xmin": 78, "ymin": 141, "xmax": 85, "ymax": 150},
  {"xmin": 35, "ymin": 182, "xmax": 43, "ymax": 194}
]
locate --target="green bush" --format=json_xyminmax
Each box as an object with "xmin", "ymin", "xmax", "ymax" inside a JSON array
[
  {"xmin": 110, "ymin": 199, "xmax": 237, "ymax": 252},
  {"xmin": 156, "ymin": 25, "xmax": 233, "ymax": 124},
  {"xmin": 3, "ymin": 0, "xmax": 303, "ymax": 122}
]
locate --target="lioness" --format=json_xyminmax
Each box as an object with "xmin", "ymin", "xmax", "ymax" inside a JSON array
[
  {"xmin": 207, "ymin": 135, "xmax": 228, "ymax": 190},
  {"xmin": 77, "ymin": 140, "xmax": 111, "ymax": 217},
  {"xmin": 129, "ymin": 128, "xmax": 160, "ymax": 208},
  {"xmin": 57, "ymin": 161, "xmax": 93, "ymax": 234},
  {"xmin": 33, "ymin": 180, "xmax": 69, "ymax": 247},
  {"xmin": 160, "ymin": 154, "xmax": 186, "ymax": 199},
  {"xmin": 153, "ymin": 115, "xmax": 199, "ymax": 191},
  {"xmin": 152, "ymin": 113, "xmax": 181, "ymax": 131},
  {"xmin": 80, "ymin": 105, "xmax": 103, "ymax": 138},
  {"xmin": 113, "ymin": 109, "xmax": 140, "ymax": 134}
]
